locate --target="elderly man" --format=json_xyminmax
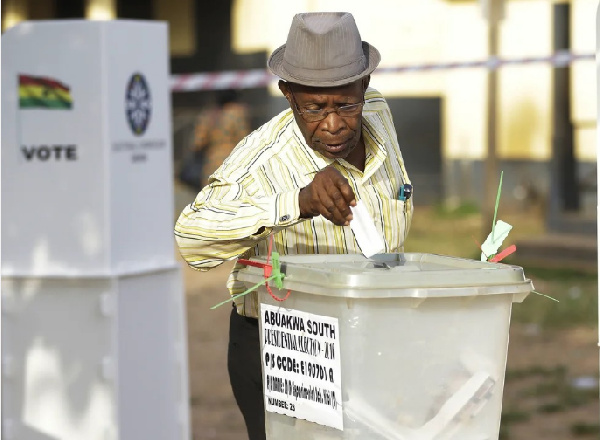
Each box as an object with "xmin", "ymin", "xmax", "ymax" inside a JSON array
[{"xmin": 175, "ymin": 12, "xmax": 412, "ymax": 440}]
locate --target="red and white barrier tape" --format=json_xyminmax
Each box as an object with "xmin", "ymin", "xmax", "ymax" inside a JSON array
[
  {"xmin": 170, "ymin": 50, "xmax": 594, "ymax": 92},
  {"xmin": 170, "ymin": 69, "xmax": 271, "ymax": 92}
]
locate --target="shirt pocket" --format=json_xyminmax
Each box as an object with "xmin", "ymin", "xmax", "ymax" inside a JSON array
[{"xmin": 371, "ymin": 196, "xmax": 411, "ymax": 253}]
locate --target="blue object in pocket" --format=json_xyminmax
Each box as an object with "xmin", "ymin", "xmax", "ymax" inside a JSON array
[{"xmin": 398, "ymin": 184, "xmax": 413, "ymax": 201}]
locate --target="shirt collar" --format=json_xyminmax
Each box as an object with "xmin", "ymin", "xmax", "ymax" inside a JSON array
[
  {"xmin": 359, "ymin": 114, "xmax": 389, "ymax": 182},
  {"xmin": 291, "ymin": 113, "xmax": 388, "ymax": 181}
]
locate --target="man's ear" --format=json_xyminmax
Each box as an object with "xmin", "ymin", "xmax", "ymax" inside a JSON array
[
  {"xmin": 278, "ymin": 80, "xmax": 290, "ymax": 100},
  {"xmin": 362, "ymin": 75, "xmax": 371, "ymax": 92}
]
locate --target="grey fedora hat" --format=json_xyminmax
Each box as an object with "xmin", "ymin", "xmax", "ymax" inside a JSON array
[{"xmin": 268, "ymin": 12, "xmax": 381, "ymax": 87}]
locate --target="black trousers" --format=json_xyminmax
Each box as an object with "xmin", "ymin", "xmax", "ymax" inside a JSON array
[{"xmin": 228, "ymin": 306, "xmax": 265, "ymax": 440}]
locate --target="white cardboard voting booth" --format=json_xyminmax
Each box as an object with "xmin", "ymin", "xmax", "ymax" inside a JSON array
[
  {"xmin": 1, "ymin": 20, "xmax": 190, "ymax": 440},
  {"xmin": 2, "ymin": 20, "xmax": 176, "ymax": 277}
]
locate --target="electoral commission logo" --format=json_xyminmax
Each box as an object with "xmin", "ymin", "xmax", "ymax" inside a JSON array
[{"xmin": 125, "ymin": 72, "xmax": 152, "ymax": 136}]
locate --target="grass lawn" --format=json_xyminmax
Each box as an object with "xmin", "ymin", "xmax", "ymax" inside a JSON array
[{"xmin": 404, "ymin": 205, "xmax": 598, "ymax": 329}]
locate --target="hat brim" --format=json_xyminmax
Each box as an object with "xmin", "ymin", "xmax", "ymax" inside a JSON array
[{"xmin": 267, "ymin": 41, "xmax": 381, "ymax": 87}]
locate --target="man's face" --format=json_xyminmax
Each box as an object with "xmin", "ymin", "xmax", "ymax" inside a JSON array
[{"xmin": 280, "ymin": 79, "xmax": 368, "ymax": 161}]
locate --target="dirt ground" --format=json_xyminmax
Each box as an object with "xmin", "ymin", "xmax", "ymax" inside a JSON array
[
  {"xmin": 502, "ymin": 324, "xmax": 598, "ymax": 439},
  {"xmin": 181, "ymin": 256, "xmax": 599, "ymax": 440},
  {"xmin": 183, "ymin": 260, "xmax": 247, "ymax": 440}
]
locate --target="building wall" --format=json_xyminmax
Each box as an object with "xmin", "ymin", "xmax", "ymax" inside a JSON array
[
  {"xmin": 2, "ymin": 0, "xmax": 596, "ymax": 207},
  {"xmin": 154, "ymin": 0, "xmax": 195, "ymax": 56},
  {"xmin": 232, "ymin": 0, "xmax": 596, "ymax": 208},
  {"xmin": 572, "ymin": 0, "xmax": 597, "ymax": 161}
]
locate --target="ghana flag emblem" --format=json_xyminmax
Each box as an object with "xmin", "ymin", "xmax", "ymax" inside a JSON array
[{"xmin": 19, "ymin": 74, "xmax": 73, "ymax": 109}]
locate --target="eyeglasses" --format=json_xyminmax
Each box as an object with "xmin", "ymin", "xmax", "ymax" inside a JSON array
[{"xmin": 289, "ymin": 88, "xmax": 364, "ymax": 123}]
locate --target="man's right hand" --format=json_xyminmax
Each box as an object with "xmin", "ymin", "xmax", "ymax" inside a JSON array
[{"xmin": 298, "ymin": 166, "xmax": 357, "ymax": 226}]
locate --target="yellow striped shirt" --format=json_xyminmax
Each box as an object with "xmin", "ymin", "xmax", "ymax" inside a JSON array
[{"xmin": 175, "ymin": 88, "xmax": 413, "ymax": 318}]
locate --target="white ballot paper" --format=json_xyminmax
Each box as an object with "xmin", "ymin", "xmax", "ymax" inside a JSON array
[
  {"xmin": 480, "ymin": 220, "xmax": 512, "ymax": 261},
  {"xmin": 350, "ymin": 201, "xmax": 385, "ymax": 258}
]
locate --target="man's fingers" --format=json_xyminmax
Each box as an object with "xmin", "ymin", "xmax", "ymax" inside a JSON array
[
  {"xmin": 315, "ymin": 190, "xmax": 348, "ymax": 226},
  {"xmin": 338, "ymin": 184, "xmax": 356, "ymax": 206},
  {"xmin": 321, "ymin": 167, "xmax": 353, "ymax": 201},
  {"xmin": 326, "ymin": 169, "xmax": 355, "ymax": 204},
  {"xmin": 330, "ymin": 191, "xmax": 352, "ymax": 218},
  {"xmin": 307, "ymin": 166, "xmax": 357, "ymax": 226}
]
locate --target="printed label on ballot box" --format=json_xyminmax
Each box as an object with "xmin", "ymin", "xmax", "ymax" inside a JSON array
[{"xmin": 260, "ymin": 303, "xmax": 343, "ymax": 430}]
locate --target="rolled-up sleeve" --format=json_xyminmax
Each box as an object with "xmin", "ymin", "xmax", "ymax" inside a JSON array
[{"xmin": 174, "ymin": 175, "xmax": 302, "ymax": 271}]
